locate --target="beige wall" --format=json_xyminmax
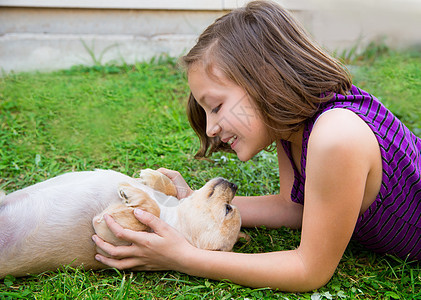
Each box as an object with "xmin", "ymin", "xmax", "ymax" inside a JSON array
[
  {"xmin": 0, "ymin": 0, "xmax": 420, "ymax": 73},
  {"xmin": 309, "ymin": 0, "xmax": 421, "ymax": 51}
]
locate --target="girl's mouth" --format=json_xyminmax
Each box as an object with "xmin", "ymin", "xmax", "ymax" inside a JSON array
[{"xmin": 227, "ymin": 135, "xmax": 238, "ymax": 148}]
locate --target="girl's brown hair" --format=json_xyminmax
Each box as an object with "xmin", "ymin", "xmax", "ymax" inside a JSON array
[{"xmin": 182, "ymin": 0, "xmax": 352, "ymax": 158}]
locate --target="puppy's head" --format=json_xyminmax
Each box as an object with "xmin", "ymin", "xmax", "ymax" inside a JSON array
[{"xmin": 177, "ymin": 177, "xmax": 241, "ymax": 251}]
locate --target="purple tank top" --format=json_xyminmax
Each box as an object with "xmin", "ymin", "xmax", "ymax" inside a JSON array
[{"xmin": 281, "ymin": 85, "xmax": 421, "ymax": 260}]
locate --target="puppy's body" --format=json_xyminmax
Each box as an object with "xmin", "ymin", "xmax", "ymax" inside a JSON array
[{"xmin": 0, "ymin": 169, "xmax": 240, "ymax": 278}]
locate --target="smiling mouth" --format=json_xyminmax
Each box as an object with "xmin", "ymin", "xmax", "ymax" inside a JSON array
[{"xmin": 227, "ymin": 135, "xmax": 237, "ymax": 146}]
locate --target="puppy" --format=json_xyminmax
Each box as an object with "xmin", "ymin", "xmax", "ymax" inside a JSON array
[{"xmin": 0, "ymin": 169, "xmax": 241, "ymax": 278}]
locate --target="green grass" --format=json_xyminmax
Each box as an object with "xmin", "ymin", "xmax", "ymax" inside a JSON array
[{"xmin": 1, "ymin": 50, "xmax": 420, "ymax": 299}]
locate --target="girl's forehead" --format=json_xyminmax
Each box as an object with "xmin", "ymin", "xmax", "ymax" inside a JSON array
[{"xmin": 188, "ymin": 62, "xmax": 228, "ymax": 86}]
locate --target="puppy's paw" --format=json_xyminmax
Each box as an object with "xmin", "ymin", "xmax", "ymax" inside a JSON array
[
  {"xmin": 138, "ymin": 169, "xmax": 177, "ymax": 197},
  {"xmin": 92, "ymin": 204, "xmax": 146, "ymax": 248}
]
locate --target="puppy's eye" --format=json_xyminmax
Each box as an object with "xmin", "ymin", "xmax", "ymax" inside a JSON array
[{"xmin": 225, "ymin": 204, "xmax": 233, "ymax": 215}]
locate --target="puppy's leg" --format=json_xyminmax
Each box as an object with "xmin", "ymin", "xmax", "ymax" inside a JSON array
[
  {"xmin": 93, "ymin": 184, "xmax": 161, "ymax": 256},
  {"xmin": 137, "ymin": 169, "xmax": 177, "ymax": 197}
]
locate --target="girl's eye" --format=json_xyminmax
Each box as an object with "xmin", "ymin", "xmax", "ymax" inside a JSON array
[{"xmin": 211, "ymin": 104, "xmax": 222, "ymax": 114}]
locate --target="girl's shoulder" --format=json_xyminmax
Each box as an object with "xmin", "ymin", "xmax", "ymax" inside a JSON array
[
  {"xmin": 306, "ymin": 108, "xmax": 382, "ymax": 186},
  {"xmin": 309, "ymin": 108, "xmax": 378, "ymax": 154},
  {"xmin": 307, "ymin": 85, "xmax": 387, "ymax": 154},
  {"xmin": 306, "ymin": 108, "xmax": 383, "ymax": 210}
]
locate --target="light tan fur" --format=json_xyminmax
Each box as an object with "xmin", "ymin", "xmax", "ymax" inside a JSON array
[
  {"xmin": 0, "ymin": 169, "xmax": 241, "ymax": 278},
  {"xmin": 93, "ymin": 183, "xmax": 161, "ymax": 255},
  {"xmin": 136, "ymin": 169, "xmax": 177, "ymax": 198}
]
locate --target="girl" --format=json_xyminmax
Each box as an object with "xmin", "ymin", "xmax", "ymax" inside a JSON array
[{"xmin": 92, "ymin": 0, "xmax": 421, "ymax": 291}]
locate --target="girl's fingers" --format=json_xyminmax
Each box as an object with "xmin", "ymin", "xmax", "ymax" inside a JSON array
[
  {"xmin": 93, "ymin": 209, "xmax": 190, "ymax": 271},
  {"xmin": 133, "ymin": 209, "xmax": 171, "ymax": 237},
  {"xmin": 156, "ymin": 167, "xmax": 178, "ymax": 179},
  {"xmin": 95, "ymin": 254, "xmax": 148, "ymax": 270},
  {"xmin": 103, "ymin": 214, "xmax": 143, "ymax": 242},
  {"xmin": 92, "ymin": 235, "xmax": 136, "ymax": 258},
  {"xmin": 157, "ymin": 168, "xmax": 193, "ymax": 199},
  {"xmin": 94, "ymin": 214, "xmax": 152, "ymax": 257}
]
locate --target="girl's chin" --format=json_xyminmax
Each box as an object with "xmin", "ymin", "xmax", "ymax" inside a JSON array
[
  {"xmin": 236, "ymin": 147, "xmax": 266, "ymax": 162},
  {"xmin": 238, "ymin": 157, "xmax": 251, "ymax": 162},
  {"xmin": 236, "ymin": 151, "xmax": 252, "ymax": 162}
]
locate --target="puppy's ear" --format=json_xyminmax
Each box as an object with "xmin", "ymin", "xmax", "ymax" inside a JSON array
[
  {"xmin": 137, "ymin": 169, "xmax": 177, "ymax": 197},
  {"xmin": 118, "ymin": 183, "xmax": 160, "ymax": 217}
]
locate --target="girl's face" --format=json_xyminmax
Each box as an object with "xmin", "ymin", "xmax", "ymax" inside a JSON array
[{"xmin": 188, "ymin": 63, "xmax": 273, "ymax": 162}]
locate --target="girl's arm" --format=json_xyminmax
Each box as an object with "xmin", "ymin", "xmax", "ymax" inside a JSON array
[
  {"xmin": 233, "ymin": 194, "xmax": 303, "ymax": 229},
  {"xmin": 233, "ymin": 140, "xmax": 303, "ymax": 229},
  {"xmin": 93, "ymin": 211, "xmax": 310, "ymax": 291}
]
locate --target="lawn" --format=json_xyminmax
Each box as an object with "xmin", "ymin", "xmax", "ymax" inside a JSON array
[{"xmin": 0, "ymin": 49, "xmax": 420, "ymax": 299}]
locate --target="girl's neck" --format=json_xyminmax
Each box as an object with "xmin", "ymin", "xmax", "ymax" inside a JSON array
[{"xmin": 279, "ymin": 125, "xmax": 304, "ymax": 146}]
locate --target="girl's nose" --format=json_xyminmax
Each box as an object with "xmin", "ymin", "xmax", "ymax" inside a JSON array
[{"xmin": 206, "ymin": 123, "xmax": 222, "ymax": 137}]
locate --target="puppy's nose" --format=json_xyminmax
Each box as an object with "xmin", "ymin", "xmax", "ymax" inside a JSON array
[
  {"xmin": 215, "ymin": 178, "xmax": 238, "ymax": 192},
  {"xmin": 228, "ymin": 182, "xmax": 238, "ymax": 192}
]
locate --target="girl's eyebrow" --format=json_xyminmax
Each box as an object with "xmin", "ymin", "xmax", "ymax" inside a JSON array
[
  {"xmin": 197, "ymin": 94, "xmax": 206, "ymax": 105},
  {"xmin": 197, "ymin": 93, "xmax": 211, "ymax": 109}
]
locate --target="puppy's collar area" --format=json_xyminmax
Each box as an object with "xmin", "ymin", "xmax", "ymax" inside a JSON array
[
  {"xmin": 154, "ymin": 193, "xmax": 180, "ymax": 207},
  {"xmin": 158, "ymin": 205, "xmax": 179, "ymax": 228},
  {"xmin": 140, "ymin": 185, "xmax": 179, "ymax": 207}
]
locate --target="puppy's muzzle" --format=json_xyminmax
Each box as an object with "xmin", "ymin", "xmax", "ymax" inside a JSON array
[
  {"xmin": 214, "ymin": 178, "xmax": 238, "ymax": 193},
  {"xmin": 227, "ymin": 181, "xmax": 237, "ymax": 193}
]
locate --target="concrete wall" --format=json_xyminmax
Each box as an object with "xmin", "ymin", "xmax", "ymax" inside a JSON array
[
  {"xmin": 0, "ymin": 0, "xmax": 420, "ymax": 73},
  {"xmin": 310, "ymin": 0, "xmax": 421, "ymax": 52},
  {"xmin": 0, "ymin": 7, "xmax": 226, "ymax": 73}
]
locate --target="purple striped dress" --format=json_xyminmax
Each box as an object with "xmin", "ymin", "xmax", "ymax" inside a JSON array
[{"xmin": 281, "ymin": 85, "xmax": 421, "ymax": 260}]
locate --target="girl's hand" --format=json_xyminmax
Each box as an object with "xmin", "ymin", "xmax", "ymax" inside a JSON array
[
  {"xmin": 92, "ymin": 209, "xmax": 193, "ymax": 271},
  {"xmin": 157, "ymin": 168, "xmax": 193, "ymax": 199}
]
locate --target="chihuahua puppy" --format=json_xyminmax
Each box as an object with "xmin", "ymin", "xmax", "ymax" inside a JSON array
[{"xmin": 0, "ymin": 169, "xmax": 241, "ymax": 278}]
